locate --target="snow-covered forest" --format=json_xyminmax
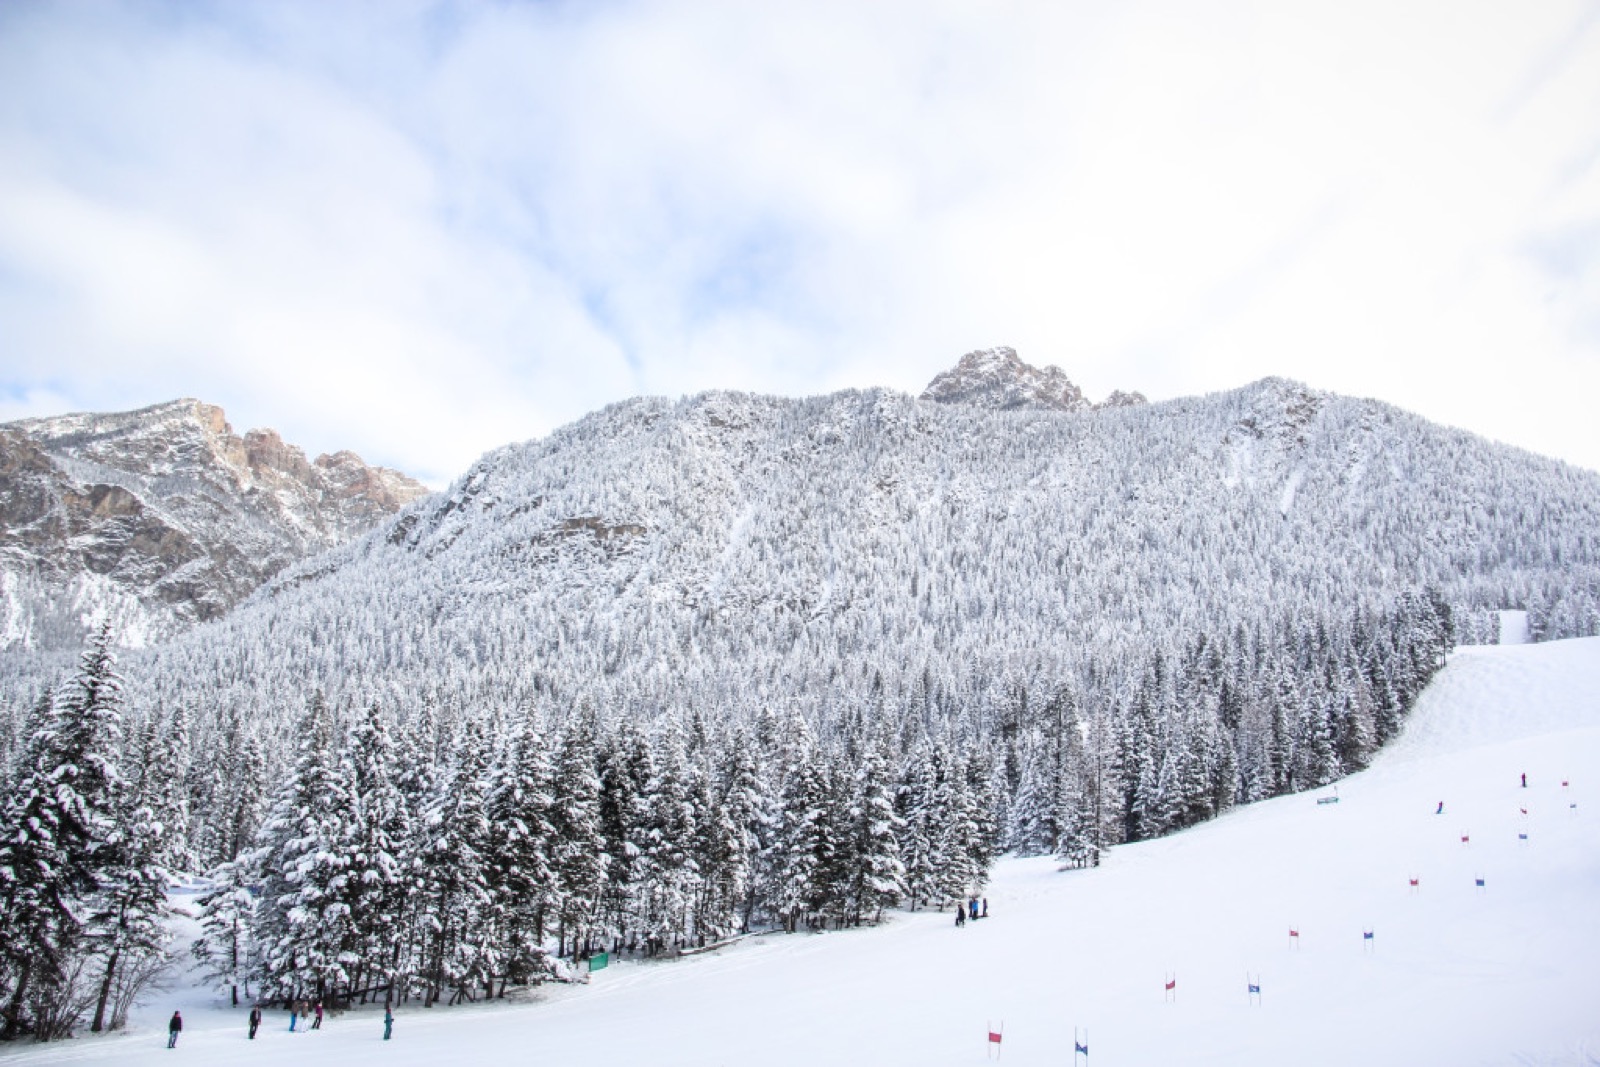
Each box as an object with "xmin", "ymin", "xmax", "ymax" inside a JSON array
[{"xmin": 0, "ymin": 374, "xmax": 1593, "ymax": 1036}]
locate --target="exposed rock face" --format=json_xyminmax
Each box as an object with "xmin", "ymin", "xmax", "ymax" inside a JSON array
[
  {"xmin": 919, "ymin": 347, "xmax": 1145, "ymax": 412},
  {"xmin": 0, "ymin": 399, "xmax": 428, "ymax": 650},
  {"xmin": 1097, "ymin": 389, "xmax": 1149, "ymax": 409}
]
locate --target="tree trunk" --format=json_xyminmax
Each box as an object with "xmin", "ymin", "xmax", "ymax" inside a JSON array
[
  {"xmin": 91, "ymin": 904, "xmax": 128, "ymax": 1033},
  {"xmin": 1, "ymin": 961, "xmax": 34, "ymax": 1041}
]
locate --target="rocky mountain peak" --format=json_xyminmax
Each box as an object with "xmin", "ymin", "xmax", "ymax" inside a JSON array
[
  {"xmin": 919, "ymin": 347, "xmax": 1145, "ymax": 412},
  {"xmin": 0, "ymin": 399, "xmax": 429, "ymax": 650}
]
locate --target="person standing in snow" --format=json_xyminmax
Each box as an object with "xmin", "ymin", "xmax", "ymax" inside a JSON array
[
  {"xmin": 981, "ymin": 897, "xmax": 989, "ymax": 919},
  {"xmin": 969, "ymin": 897, "xmax": 979, "ymax": 922},
  {"xmin": 248, "ymin": 1006, "xmax": 261, "ymax": 1039},
  {"xmin": 289, "ymin": 1001, "xmax": 299, "ymax": 1031},
  {"xmin": 167, "ymin": 1010, "xmax": 182, "ymax": 1048},
  {"xmin": 1522, "ymin": 773, "xmax": 1527, "ymax": 788},
  {"xmin": 312, "ymin": 1002, "xmax": 323, "ymax": 1030},
  {"xmin": 384, "ymin": 1006, "xmax": 394, "ymax": 1041},
  {"xmin": 955, "ymin": 901, "xmax": 965, "ymax": 927}
]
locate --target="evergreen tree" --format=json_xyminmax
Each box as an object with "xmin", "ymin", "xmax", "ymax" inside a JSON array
[
  {"xmin": 339, "ymin": 703, "xmax": 409, "ymax": 1002},
  {"xmin": 87, "ymin": 718, "xmax": 173, "ymax": 1033},
  {"xmin": 0, "ymin": 626, "xmax": 125, "ymax": 1038},
  {"xmin": 417, "ymin": 720, "xmax": 494, "ymax": 1005},
  {"xmin": 485, "ymin": 714, "xmax": 554, "ymax": 988},
  {"xmin": 546, "ymin": 721, "xmax": 607, "ymax": 959},
  {"xmin": 846, "ymin": 749, "xmax": 905, "ymax": 924},
  {"xmin": 252, "ymin": 693, "xmax": 350, "ymax": 1003}
]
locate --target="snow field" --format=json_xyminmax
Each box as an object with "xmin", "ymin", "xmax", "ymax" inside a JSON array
[{"xmin": 11, "ymin": 638, "xmax": 1600, "ymax": 1066}]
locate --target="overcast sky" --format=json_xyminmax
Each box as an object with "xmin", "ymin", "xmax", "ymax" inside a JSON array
[{"xmin": 2, "ymin": 1, "xmax": 1596, "ymax": 486}]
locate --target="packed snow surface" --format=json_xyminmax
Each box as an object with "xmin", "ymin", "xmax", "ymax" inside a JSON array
[{"xmin": 12, "ymin": 639, "xmax": 1600, "ymax": 1066}]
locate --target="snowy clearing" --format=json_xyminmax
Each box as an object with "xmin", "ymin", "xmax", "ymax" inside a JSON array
[{"xmin": 10, "ymin": 637, "xmax": 1599, "ymax": 1066}]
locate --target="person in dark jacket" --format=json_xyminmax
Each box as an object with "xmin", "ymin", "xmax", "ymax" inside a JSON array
[
  {"xmin": 955, "ymin": 901, "xmax": 965, "ymax": 927},
  {"xmin": 311, "ymin": 1002, "xmax": 323, "ymax": 1030},
  {"xmin": 384, "ymin": 1006, "xmax": 394, "ymax": 1041},
  {"xmin": 248, "ymin": 1006, "xmax": 262, "ymax": 1039},
  {"xmin": 167, "ymin": 1011, "xmax": 182, "ymax": 1048}
]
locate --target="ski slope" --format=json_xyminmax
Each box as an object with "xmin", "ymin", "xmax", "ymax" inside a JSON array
[{"xmin": 10, "ymin": 638, "xmax": 1600, "ymax": 1066}]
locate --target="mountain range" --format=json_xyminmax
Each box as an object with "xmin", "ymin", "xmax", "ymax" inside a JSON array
[{"xmin": 0, "ymin": 355, "xmax": 1565, "ymax": 744}]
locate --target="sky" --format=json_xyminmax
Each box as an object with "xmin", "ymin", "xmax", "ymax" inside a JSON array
[{"xmin": 1, "ymin": 0, "xmax": 1597, "ymax": 487}]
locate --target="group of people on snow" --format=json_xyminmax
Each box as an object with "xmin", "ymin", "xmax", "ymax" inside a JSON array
[
  {"xmin": 954, "ymin": 896, "xmax": 989, "ymax": 926},
  {"xmin": 166, "ymin": 1000, "xmax": 395, "ymax": 1048}
]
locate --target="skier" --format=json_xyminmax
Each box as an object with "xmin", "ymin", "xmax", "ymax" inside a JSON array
[
  {"xmin": 981, "ymin": 897, "xmax": 989, "ymax": 919},
  {"xmin": 248, "ymin": 1006, "xmax": 261, "ymax": 1040},
  {"xmin": 312, "ymin": 1002, "xmax": 324, "ymax": 1030},
  {"xmin": 955, "ymin": 901, "xmax": 966, "ymax": 927},
  {"xmin": 1435, "ymin": 801, "xmax": 1444, "ymax": 815},
  {"xmin": 167, "ymin": 1010, "xmax": 182, "ymax": 1049},
  {"xmin": 1521, "ymin": 773, "xmax": 1527, "ymax": 788},
  {"xmin": 384, "ymin": 1006, "xmax": 394, "ymax": 1041}
]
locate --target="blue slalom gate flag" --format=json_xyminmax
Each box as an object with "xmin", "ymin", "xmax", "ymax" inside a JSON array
[
  {"xmin": 1475, "ymin": 877, "xmax": 1485, "ymax": 887},
  {"xmin": 1075, "ymin": 1040, "xmax": 1089, "ymax": 1055},
  {"xmin": 1248, "ymin": 983, "xmax": 1261, "ymax": 994},
  {"xmin": 1363, "ymin": 930, "xmax": 1373, "ymax": 940},
  {"xmin": 1518, "ymin": 832, "xmax": 1528, "ymax": 840}
]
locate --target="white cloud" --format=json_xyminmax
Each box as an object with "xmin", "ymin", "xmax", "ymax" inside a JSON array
[{"xmin": 1, "ymin": 0, "xmax": 1596, "ymax": 480}]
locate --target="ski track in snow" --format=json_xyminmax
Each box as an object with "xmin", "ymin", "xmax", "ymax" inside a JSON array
[{"xmin": 8, "ymin": 639, "xmax": 1600, "ymax": 1066}]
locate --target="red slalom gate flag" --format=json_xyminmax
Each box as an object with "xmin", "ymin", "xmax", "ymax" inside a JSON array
[
  {"xmin": 989, "ymin": 1029, "xmax": 1003, "ymax": 1045},
  {"xmin": 1408, "ymin": 878, "xmax": 1419, "ymax": 887},
  {"xmin": 1164, "ymin": 979, "xmax": 1176, "ymax": 991}
]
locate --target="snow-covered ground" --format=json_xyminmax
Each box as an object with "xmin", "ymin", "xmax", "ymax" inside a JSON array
[{"xmin": 9, "ymin": 638, "xmax": 1599, "ymax": 1066}]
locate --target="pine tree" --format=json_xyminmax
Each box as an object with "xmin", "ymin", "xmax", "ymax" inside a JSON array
[
  {"xmin": 0, "ymin": 696, "xmax": 94, "ymax": 1039},
  {"xmin": 0, "ymin": 625, "xmax": 126, "ymax": 1038},
  {"xmin": 417, "ymin": 720, "xmax": 495, "ymax": 1005},
  {"xmin": 546, "ymin": 721, "xmax": 607, "ymax": 959},
  {"xmin": 485, "ymin": 714, "xmax": 554, "ymax": 988},
  {"xmin": 596, "ymin": 719, "xmax": 652, "ymax": 951},
  {"xmin": 252, "ymin": 693, "xmax": 350, "ymax": 1004},
  {"xmin": 87, "ymin": 717, "xmax": 173, "ymax": 1032},
  {"xmin": 847, "ymin": 749, "xmax": 905, "ymax": 924},
  {"xmin": 339, "ymin": 703, "xmax": 409, "ymax": 1003},
  {"xmin": 191, "ymin": 855, "xmax": 257, "ymax": 1007},
  {"xmin": 638, "ymin": 724, "xmax": 697, "ymax": 951}
]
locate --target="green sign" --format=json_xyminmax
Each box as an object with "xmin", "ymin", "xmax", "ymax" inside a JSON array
[{"xmin": 587, "ymin": 952, "xmax": 609, "ymax": 972}]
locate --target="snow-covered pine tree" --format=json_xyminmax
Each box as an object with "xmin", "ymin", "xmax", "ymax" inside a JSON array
[
  {"xmin": 637, "ymin": 721, "xmax": 697, "ymax": 952},
  {"xmin": 896, "ymin": 743, "xmax": 944, "ymax": 911},
  {"xmin": 0, "ymin": 624, "xmax": 126, "ymax": 1039},
  {"xmin": 485, "ymin": 713, "xmax": 554, "ymax": 988},
  {"xmin": 338, "ymin": 703, "xmax": 409, "ymax": 1003},
  {"xmin": 718, "ymin": 727, "xmax": 767, "ymax": 934},
  {"xmin": 595, "ymin": 719, "xmax": 651, "ymax": 951},
  {"xmin": 0, "ymin": 696, "xmax": 93, "ymax": 1039},
  {"xmin": 417, "ymin": 719, "xmax": 495, "ymax": 1006},
  {"xmin": 191, "ymin": 854, "xmax": 257, "ymax": 1007},
  {"xmin": 546, "ymin": 719, "xmax": 607, "ymax": 960},
  {"xmin": 770, "ymin": 742, "xmax": 835, "ymax": 932},
  {"xmin": 86, "ymin": 713, "xmax": 173, "ymax": 1033},
  {"xmin": 846, "ymin": 748, "xmax": 906, "ymax": 924},
  {"xmin": 251, "ymin": 692, "xmax": 351, "ymax": 1004}
]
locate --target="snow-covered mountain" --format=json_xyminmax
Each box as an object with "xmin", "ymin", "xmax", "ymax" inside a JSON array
[
  {"xmin": 920, "ymin": 346, "xmax": 1146, "ymax": 411},
  {"xmin": 94, "ymin": 360, "xmax": 1600, "ymax": 751},
  {"xmin": 0, "ymin": 399, "xmax": 428, "ymax": 651}
]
